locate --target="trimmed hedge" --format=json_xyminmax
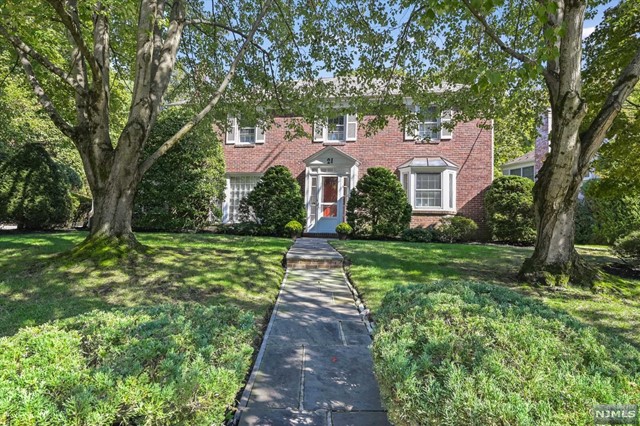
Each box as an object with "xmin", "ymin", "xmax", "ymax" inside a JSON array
[
  {"xmin": 0, "ymin": 143, "xmax": 73, "ymax": 229},
  {"xmin": 0, "ymin": 304, "xmax": 257, "ymax": 425},
  {"xmin": 347, "ymin": 167, "xmax": 412, "ymax": 238},
  {"xmin": 373, "ymin": 281, "xmax": 640, "ymax": 426},
  {"xmin": 485, "ymin": 175, "xmax": 536, "ymax": 244}
]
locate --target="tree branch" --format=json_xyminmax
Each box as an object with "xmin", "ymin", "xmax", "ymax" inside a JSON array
[
  {"xmin": 150, "ymin": 0, "xmax": 186, "ymax": 110},
  {"xmin": 580, "ymin": 46, "xmax": 640, "ymax": 169},
  {"xmin": 45, "ymin": 0, "xmax": 102, "ymax": 83},
  {"xmin": 15, "ymin": 49, "xmax": 76, "ymax": 139},
  {"xmin": 139, "ymin": 0, "xmax": 273, "ymax": 176},
  {"xmin": 0, "ymin": 23, "xmax": 85, "ymax": 94},
  {"xmin": 186, "ymin": 19, "xmax": 273, "ymax": 59},
  {"xmin": 461, "ymin": 0, "xmax": 552, "ymax": 81}
]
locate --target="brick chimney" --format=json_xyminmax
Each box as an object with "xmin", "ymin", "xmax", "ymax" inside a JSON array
[{"xmin": 534, "ymin": 109, "xmax": 551, "ymax": 174}]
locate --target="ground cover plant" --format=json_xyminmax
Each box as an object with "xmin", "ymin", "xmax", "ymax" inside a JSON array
[
  {"xmin": 373, "ymin": 281, "xmax": 640, "ymax": 426},
  {"xmin": 0, "ymin": 232, "xmax": 290, "ymax": 423},
  {"xmin": 0, "ymin": 304, "xmax": 255, "ymax": 424}
]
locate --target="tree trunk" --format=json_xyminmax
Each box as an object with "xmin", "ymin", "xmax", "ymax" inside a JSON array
[
  {"xmin": 519, "ymin": 105, "xmax": 595, "ymax": 286},
  {"xmin": 75, "ymin": 128, "xmax": 146, "ymax": 254},
  {"xmin": 89, "ymin": 173, "xmax": 138, "ymax": 242}
]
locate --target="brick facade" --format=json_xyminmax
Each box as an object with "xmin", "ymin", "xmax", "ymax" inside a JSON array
[{"xmin": 223, "ymin": 115, "xmax": 493, "ymax": 231}]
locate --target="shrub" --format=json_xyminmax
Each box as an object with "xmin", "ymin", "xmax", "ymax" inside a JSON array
[
  {"xmin": 0, "ymin": 143, "xmax": 73, "ymax": 229},
  {"xmin": 284, "ymin": 220, "xmax": 303, "ymax": 236},
  {"xmin": 433, "ymin": 215, "xmax": 478, "ymax": 243},
  {"xmin": 401, "ymin": 226, "xmax": 433, "ymax": 243},
  {"xmin": 484, "ymin": 175, "xmax": 536, "ymax": 244},
  {"xmin": 240, "ymin": 165, "xmax": 306, "ymax": 236},
  {"xmin": 582, "ymin": 180, "xmax": 640, "ymax": 244},
  {"xmin": 336, "ymin": 222, "xmax": 353, "ymax": 235},
  {"xmin": 0, "ymin": 303, "xmax": 257, "ymax": 425},
  {"xmin": 373, "ymin": 281, "xmax": 640, "ymax": 426},
  {"xmin": 614, "ymin": 231, "xmax": 640, "ymax": 268},
  {"xmin": 134, "ymin": 109, "xmax": 225, "ymax": 232},
  {"xmin": 346, "ymin": 167, "xmax": 412, "ymax": 238}
]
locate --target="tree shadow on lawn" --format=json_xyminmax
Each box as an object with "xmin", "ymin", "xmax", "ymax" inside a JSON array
[{"xmin": 0, "ymin": 232, "xmax": 290, "ymax": 337}]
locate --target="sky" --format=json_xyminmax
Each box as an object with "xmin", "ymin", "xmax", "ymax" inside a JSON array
[{"xmin": 583, "ymin": 1, "xmax": 617, "ymax": 38}]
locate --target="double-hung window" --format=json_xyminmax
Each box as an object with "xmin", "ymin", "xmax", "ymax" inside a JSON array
[
  {"xmin": 226, "ymin": 117, "xmax": 265, "ymax": 145},
  {"xmin": 415, "ymin": 173, "xmax": 442, "ymax": 208},
  {"xmin": 405, "ymin": 105, "xmax": 453, "ymax": 141},
  {"xmin": 417, "ymin": 107, "xmax": 439, "ymax": 141},
  {"xmin": 327, "ymin": 116, "xmax": 346, "ymax": 141},
  {"xmin": 314, "ymin": 114, "xmax": 357, "ymax": 143}
]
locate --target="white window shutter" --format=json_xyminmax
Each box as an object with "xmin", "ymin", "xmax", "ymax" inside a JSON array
[
  {"xmin": 346, "ymin": 114, "xmax": 357, "ymax": 141},
  {"xmin": 255, "ymin": 126, "xmax": 265, "ymax": 144},
  {"xmin": 440, "ymin": 109, "xmax": 453, "ymax": 140},
  {"xmin": 226, "ymin": 117, "xmax": 237, "ymax": 144},
  {"xmin": 404, "ymin": 105, "xmax": 418, "ymax": 141},
  {"xmin": 313, "ymin": 120, "xmax": 325, "ymax": 142}
]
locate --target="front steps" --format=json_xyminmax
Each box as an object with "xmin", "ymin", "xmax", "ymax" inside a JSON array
[{"xmin": 285, "ymin": 238, "xmax": 344, "ymax": 269}]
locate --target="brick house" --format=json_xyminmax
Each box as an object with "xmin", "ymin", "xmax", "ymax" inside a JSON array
[{"xmin": 221, "ymin": 93, "xmax": 494, "ymax": 235}]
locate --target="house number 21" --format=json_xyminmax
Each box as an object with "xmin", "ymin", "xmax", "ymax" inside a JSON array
[{"xmin": 326, "ymin": 158, "xmax": 334, "ymax": 164}]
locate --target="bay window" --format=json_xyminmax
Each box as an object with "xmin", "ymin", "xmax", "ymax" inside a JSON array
[{"xmin": 399, "ymin": 157, "xmax": 458, "ymax": 212}]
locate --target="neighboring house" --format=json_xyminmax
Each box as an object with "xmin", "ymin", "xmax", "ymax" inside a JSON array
[
  {"xmin": 502, "ymin": 110, "xmax": 597, "ymax": 183},
  {"xmin": 221, "ymin": 82, "xmax": 494, "ymax": 235},
  {"xmin": 502, "ymin": 110, "xmax": 551, "ymax": 180}
]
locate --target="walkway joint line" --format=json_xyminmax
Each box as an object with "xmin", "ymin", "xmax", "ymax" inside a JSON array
[{"xmin": 298, "ymin": 345, "xmax": 306, "ymax": 412}]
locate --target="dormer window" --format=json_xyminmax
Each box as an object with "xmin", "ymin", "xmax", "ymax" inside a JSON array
[
  {"xmin": 314, "ymin": 114, "xmax": 357, "ymax": 143},
  {"xmin": 226, "ymin": 117, "xmax": 265, "ymax": 145},
  {"xmin": 405, "ymin": 106, "xmax": 453, "ymax": 142}
]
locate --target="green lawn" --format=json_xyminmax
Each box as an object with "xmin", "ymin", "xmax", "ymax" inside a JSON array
[
  {"xmin": 0, "ymin": 232, "xmax": 290, "ymax": 337},
  {"xmin": 332, "ymin": 240, "xmax": 640, "ymax": 348}
]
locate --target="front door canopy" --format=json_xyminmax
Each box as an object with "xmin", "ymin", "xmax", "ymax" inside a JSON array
[{"xmin": 303, "ymin": 146, "xmax": 360, "ymax": 168}]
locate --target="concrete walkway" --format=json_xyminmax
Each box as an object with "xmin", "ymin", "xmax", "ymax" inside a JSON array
[{"xmin": 236, "ymin": 238, "xmax": 390, "ymax": 426}]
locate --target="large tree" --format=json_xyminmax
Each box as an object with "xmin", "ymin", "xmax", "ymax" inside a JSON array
[
  {"xmin": 360, "ymin": 0, "xmax": 640, "ymax": 284},
  {"xmin": 0, "ymin": 0, "xmax": 355, "ymax": 249}
]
